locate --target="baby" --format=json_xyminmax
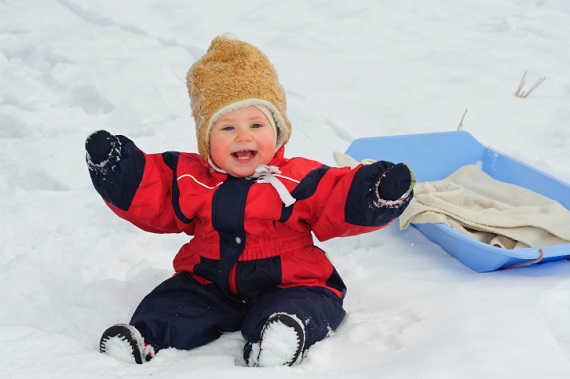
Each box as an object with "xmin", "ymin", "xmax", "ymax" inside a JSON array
[{"xmin": 86, "ymin": 33, "xmax": 415, "ymax": 367}]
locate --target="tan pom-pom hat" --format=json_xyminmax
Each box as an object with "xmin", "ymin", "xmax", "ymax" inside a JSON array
[{"xmin": 186, "ymin": 33, "xmax": 292, "ymax": 159}]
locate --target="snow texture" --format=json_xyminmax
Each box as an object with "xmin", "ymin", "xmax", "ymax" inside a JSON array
[
  {"xmin": 1, "ymin": 1, "xmax": 570, "ymax": 378},
  {"xmin": 102, "ymin": 336, "xmax": 139, "ymax": 365},
  {"xmin": 257, "ymin": 313, "xmax": 304, "ymax": 367},
  {"xmin": 258, "ymin": 321, "xmax": 300, "ymax": 367}
]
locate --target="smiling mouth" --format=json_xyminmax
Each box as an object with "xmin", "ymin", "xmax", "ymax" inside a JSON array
[{"xmin": 232, "ymin": 150, "xmax": 257, "ymax": 160}]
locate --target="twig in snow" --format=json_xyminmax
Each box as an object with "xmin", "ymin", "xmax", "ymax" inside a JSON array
[
  {"xmin": 515, "ymin": 71, "xmax": 546, "ymax": 98},
  {"xmin": 457, "ymin": 109, "xmax": 468, "ymax": 131}
]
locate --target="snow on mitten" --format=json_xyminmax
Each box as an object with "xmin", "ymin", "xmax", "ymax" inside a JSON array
[
  {"xmin": 377, "ymin": 163, "xmax": 415, "ymax": 201},
  {"xmin": 85, "ymin": 130, "xmax": 119, "ymax": 166}
]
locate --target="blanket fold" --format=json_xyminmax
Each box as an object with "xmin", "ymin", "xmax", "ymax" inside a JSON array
[{"xmin": 399, "ymin": 165, "xmax": 570, "ymax": 249}]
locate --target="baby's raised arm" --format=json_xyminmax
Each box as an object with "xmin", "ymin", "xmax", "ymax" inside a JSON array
[{"xmin": 85, "ymin": 130, "xmax": 181, "ymax": 234}]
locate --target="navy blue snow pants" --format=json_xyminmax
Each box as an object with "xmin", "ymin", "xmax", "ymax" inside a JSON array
[{"xmin": 129, "ymin": 273, "xmax": 346, "ymax": 353}]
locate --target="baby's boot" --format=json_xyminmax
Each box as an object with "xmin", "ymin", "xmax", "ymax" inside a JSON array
[
  {"xmin": 99, "ymin": 323, "xmax": 155, "ymax": 364},
  {"xmin": 247, "ymin": 313, "xmax": 306, "ymax": 367}
]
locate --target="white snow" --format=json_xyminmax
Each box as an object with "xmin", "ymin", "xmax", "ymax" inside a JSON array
[
  {"xmin": 1, "ymin": 1, "xmax": 570, "ymax": 378},
  {"xmin": 257, "ymin": 314, "xmax": 305, "ymax": 367},
  {"xmin": 102, "ymin": 336, "xmax": 139, "ymax": 365}
]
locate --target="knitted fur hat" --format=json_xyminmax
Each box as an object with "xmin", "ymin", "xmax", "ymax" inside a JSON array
[{"xmin": 186, "ymin": 33, "xmax": 292, "ymax": 159}]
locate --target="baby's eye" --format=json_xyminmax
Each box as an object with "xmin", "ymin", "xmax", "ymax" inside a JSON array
[
  {"xmin": 221, "ymin": 125, "xmax": 234, "ymax": 131},
  {"xmin": 251, "ymin": 123, "xmax": 263, "ymax": 129}
]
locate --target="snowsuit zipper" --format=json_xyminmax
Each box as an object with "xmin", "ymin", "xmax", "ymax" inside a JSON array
[{"xmin": 211, "ymin": 175, "xmax": 254, "ymax": 300}]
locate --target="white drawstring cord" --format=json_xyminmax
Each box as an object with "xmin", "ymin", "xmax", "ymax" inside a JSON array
[
  {"xmin": 208, "ymin": 157, "xmax": 296, "ymax": 207},
  {"xmin": 251, "ymin": 165, "xmax": 296, "ymax": 207}
]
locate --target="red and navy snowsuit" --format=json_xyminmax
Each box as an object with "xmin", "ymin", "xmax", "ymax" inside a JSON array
[{"xmin": 88, "ymin": 135, "xmax": 411, "ymax": 353}]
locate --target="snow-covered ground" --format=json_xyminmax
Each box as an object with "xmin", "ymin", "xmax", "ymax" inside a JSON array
[{"xmin": 2, "ymin": 1, "xmax": 570, "ymax": 378}]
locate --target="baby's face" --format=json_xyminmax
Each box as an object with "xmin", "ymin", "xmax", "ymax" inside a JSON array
[{"xmin": 209, "ymin": 106, "xmax": 277, "ymax": 178}]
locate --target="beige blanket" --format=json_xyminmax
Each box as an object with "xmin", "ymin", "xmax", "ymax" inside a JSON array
[{"xmin": 399, "ymin": 165, "xmax": 570, "ymax": 249}]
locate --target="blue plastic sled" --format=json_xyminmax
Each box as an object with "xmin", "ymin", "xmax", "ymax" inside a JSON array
[{"xmin": 345, "ymin": 131, "xmax": 570, "ymax": 272}]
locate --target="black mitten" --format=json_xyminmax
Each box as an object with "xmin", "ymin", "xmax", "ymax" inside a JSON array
[
  {"xmin": 85, "ymin": 130, "xmax": 118, "ymax": 165},
  {"xmin": 377, "ymin": 163, "xmax": 415, "ymax": 201}
]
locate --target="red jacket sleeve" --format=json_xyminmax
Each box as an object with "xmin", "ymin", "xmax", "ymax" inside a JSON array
[
  {"xmin": 87, "ymin": 135, "xmax": 182, "ymax": 234},
  {"xmin": 285, "ymin": 161, "xmax": 412, "ymax": 241}
]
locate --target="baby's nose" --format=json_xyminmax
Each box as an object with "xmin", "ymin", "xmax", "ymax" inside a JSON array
[{"xmin": 236, "ymin": 130, "xmax": 253, "ymax": 141}]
